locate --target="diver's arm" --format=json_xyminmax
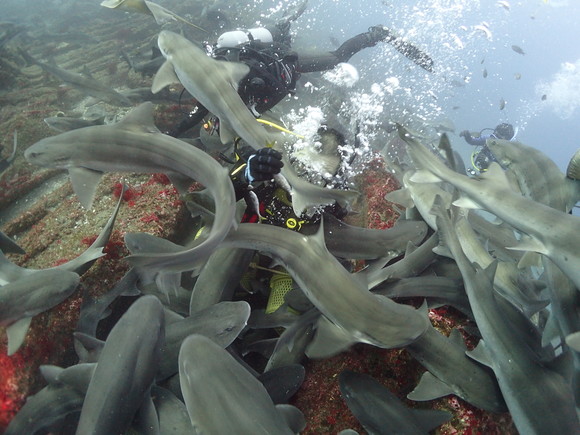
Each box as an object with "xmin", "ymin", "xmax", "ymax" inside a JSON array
[
  {"xmin": 460, "ymin": 131, "xmax": 489, "ymax": 146},
  {"xmin": 167, "ymin": 104, "xmax": 209, "ymax": 138}
]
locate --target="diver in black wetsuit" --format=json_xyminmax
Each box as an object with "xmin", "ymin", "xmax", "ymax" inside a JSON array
[
  {"xmin": 460, "ymin": 123, "xmax": 516, "ymax": 173},
  {"xmin": 169, "ymin": 6, "xmax": 434, "ymax": 138}
]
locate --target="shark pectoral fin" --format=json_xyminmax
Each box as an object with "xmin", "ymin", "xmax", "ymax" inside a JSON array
[
  {"xmin": 168, "ymin": 173, "xmax": 194, "ymax": 195},
  {"xmin": 223, "ymin": 61, "xmax": 251, "ymax": 89},
  {"xmin": 144, "ymin": 1, "xmax": 177, "ymax": 24},
  {"xmin": 152, "ymin": 60, "xmax": 180, "ymax": 94},
  {"xmin": 218, "ymin": 118, "xmax": 236, "ymax": 145},
  {"xmin": 68, "ymin": 167, "xmax": 103, "ymax": 209},
  {"xmin": 409, "ymin": 408, "xmax": 453, "ymax": 433},
  {"xmin": 6, "ymin": 317, "xmax": 32, "ymax": 355},
  {"xmin": 275, "ymin": 404, "xmax": 306, "ymax": 434},
  {"xmin": 517, "ymin": 250, "xmax": 542, "ymax": 269},
  {"xmin": 466, "ymin": 340, "xmax": 493, "ymax": 368},
  {"xmin": 385, "ymin": 188, "xmax": 413, "ymax": 208},
  {"xmin": 305, "ymin": 315, "xmax": 357, "ymax": 359},
  {"xmin": 407, "ymin": 371, "xmax": 454, "ymax": 401},
  {"xmin": 409, "ymin": 169, "xmax": 442, "ymax": 183}
]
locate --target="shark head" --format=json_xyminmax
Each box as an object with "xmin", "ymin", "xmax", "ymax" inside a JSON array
[
  {"xmin": 25, "ymin": 135, "xmax": 75, "ymax": 169},
  {"xmin": 157, "ymin": 30, "xmax": 179, "ymax": 59}
]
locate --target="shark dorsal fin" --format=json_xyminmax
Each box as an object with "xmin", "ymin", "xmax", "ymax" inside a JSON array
[
  {"xmin": 116, "ymin": 102, "xmax": 160, "ymax": 134},
  {"xmin": 152, "ymin": 60, "xmax": 181, "ymax": 94},
  {"xmin": 407, "ymin": 371, "xmax": 454, "ymax": 401}
]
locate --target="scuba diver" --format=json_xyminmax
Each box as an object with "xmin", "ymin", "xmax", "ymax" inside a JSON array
[
  {"xmin": 460, "ymin": 122, "xmax": 516, "ymax": 174},
  {"xmin": 169, "ymin": 1, "xmax": 434, "ymax": 138},
  {"xmin": 228, "ymin": 126, "xmax": 350, "ymax": 314}
]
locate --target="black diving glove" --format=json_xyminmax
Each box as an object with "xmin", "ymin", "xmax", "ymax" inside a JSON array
[
  {"xmin": 245, "ymin": 148, "xmax": 284, "ymax": 183},
  {"xmin": 459, "ymin": 130, "xmax": 470, "ymax": 138}
]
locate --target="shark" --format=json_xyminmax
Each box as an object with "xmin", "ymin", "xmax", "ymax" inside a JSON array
[
  {"xmin": 25, "ymin": 102, "xmax": 237, "ymax": 275},
  {"xmin": 5, "ymin": 363, "xmax": 96, "ymax": 435},
  {"xmin": 405, "ymin": 323, "xmax": 506, "ymax": 413},
  {"xmin": 179, "ymin": 334, "xmax": 305, "ymax": 434},
  {"xmin": 431, "ymin": 197, "xmax": 580, "ymax": 434},
  {"xmin": 159, "ymin": 300, "xmax": 251, "ymax": 380},
  {"xmin": 18, "ymin": 48, "xmax": 132, "ymax": 107},
  {"xmin": 190, "ymin": 247, "xmax": 255, "ymax": 313},
  {"xmin": 153, "ymin": 30, "xmax": 274, "ymax": 150},
  {"xmin": 486, "ymin": 138, "xmax": 580, "ymax": 213},
  {"xmin": 339, "ymin": 370, "xmax": 452, "ymax": 434},
  {"xmin": 400, "ymin": 125, "xmax": 580, "ymax": 290},
  {"xmin": 222, "ymin": 222, "xmax": 430, "ymax": 351},
  {"xmin": 0, "ymin": 269, "xmax": 80, "ymax": 355},
  {"xmin": 0, "ymin": 130, "xmax": 17, "ymax": 174},
  {"xmin": 76, "ymin": 295, "xmax": 165, "ymax": 435},
  {"xmin": 321, "ymin": 214, "xmax": 427, "ymax": 260}
]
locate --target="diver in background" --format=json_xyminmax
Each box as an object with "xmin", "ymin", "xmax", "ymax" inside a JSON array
[
  {"xmin": 460, "ymin": 122, "xmax": 516, "ymax": 173},
  {"xmin": 169, "ymin": 1, "xmax": 434, "ymax": 138}
]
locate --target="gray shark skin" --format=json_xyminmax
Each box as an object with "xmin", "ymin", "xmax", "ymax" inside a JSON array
[
  {"xmin": 487, "ymin": 138, "xmax": 580, "ymax": 213},
  {"xmin": 339, "ymin": 370, "xmax": 452, "ymax": 435},
  {"xmin": 153, "ymin": 30, "xmax": 275, "ymax": 150},
  {"xmin": 279, "ymin": 153, "xmax": 360, "ymax": 216},
  {"xmin": 159, "ymin": 300, "xmax": 251, "ymax": 380},
  {"xmin": 25, "ymin": 102, "xmax": 237, "ymax": 275},
  {"xmin": 0, "ymin": 269, "xmax": 80, "ymax": 355},
  {"xmin": 18, "ymin": 48, "xmax": 132, "ymax": 107},
  {"xmin": 431, "ymin": 199, "xmax": 580, "ymax": 434},
  {"xmin": 372, "ymin": 276, "xmax": 472, "ymax": 318},
  {"xmin": 321, "ymin": 214, "xmax": 428, "ymax": 259},
  {"xmin": 406, "ymin": 325, "xmax": 506, "ymax": 413},
  {"xmin": 400, "ymin": 125, "xmax": 580, "ymax": 290},
  {"xmin": 76, "ymin": 295, "xmax": 165, "ymax": 435},
  {"xmin": 365, "ymin": 233, "xmax": 439, "ymax": 290},
  {"xmin": 151, "ymin": 386, "xmax": 194, "ymax": 434},
  {"xmin": 452, "ymin": 210, "xmax": 547, "ymax": 316},
  {"xmin": 190, "ymin": 246, "xmax": 255, "ymax": 313},
  {"xmin": 5, "ymin": 363, "xmax": 95, "ymax": 435},
  {"xmin": 179, "ymin": 334, "xmax": 305, "ymax": 434},
  {"xmin": 222, "ymin": 223, "xmax": 429, "ymax": 350},
  {"xmin": 0, "ymin": 130, "xmax": 17, "ymax": 174}
]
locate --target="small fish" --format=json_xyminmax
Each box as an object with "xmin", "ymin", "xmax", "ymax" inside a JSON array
[
  {"xmin": 541, "ymin": 94, "xmax": 547, "ymax": 101},
  {"xmin": 499, "ymin": 98, "xmax": 506, "ymax": 110},
  {"xmin": 474, "ymin": 23, "xmax": 492, "ymax": 40},
  {"xmin": 514, "ymin": 73, "xmax": 522, "ymax": 80},
  {"xmin": 497, "ymin": 1, "xmax": 510, "ymax": 11},
  {"xmin": 511, "ymin": 45, "xmax": 525, "ymax": 55},
  {"xmin": 483, "ymin": 68, "xmax": 488, "ymax": 78}
]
